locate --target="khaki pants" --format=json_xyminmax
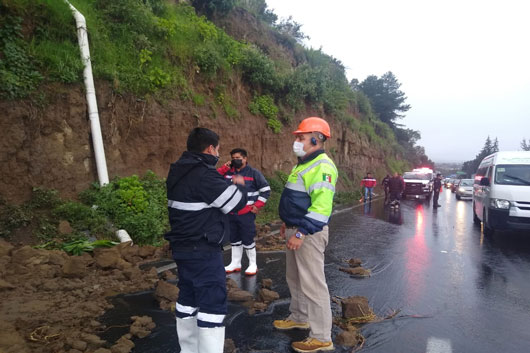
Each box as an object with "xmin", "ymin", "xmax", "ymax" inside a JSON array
[{"xmin": 285, "ymin": 227, "xmax": 332, "ymax": 342}]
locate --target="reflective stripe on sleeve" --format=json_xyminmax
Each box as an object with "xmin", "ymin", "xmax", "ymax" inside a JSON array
[
  {"xmin": 259, "ymin": 186, "xmax": 271, "ymax": 192},
  {"xmin": 246, "ymin": 200, "xmax": 255, "ymax": 205},
  {"xmin": 197, "ymin": 312, "xmax": 225, "ymax": 324},
  {"xmin": 168, "ymin": 200, "xmax": 211, "ymax": 211},
  {"xmin": 305, "ymin": 211, "xmax": 329, "ymax": 223},
  {"xmin": 285, "ymin": 181, "xmax": 306, "ymax": 192},
  {"xmin": 247, "ymin": 191, "xmax": 260, "ymax": 196},
  {"xmin": 220, "ymin": 189, "xmax": 243, "ymax": 214},
  {"xmin": 299, "ymin": 159, "xmax": 338, "ymax": 177},
  {"xmin": 308, "ymin": 181, "xmax": 335, "ymax": 194},
  {"xmin": 257, "ymin": 196, "xmax": 267, "ymax": 203},
  {"xmin": 210, "ymin": 185, "xmax": 238, "ymax": 208}
]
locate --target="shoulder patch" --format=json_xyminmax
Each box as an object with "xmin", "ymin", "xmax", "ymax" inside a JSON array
[{"xmin": 323, "ymin": 173, "xmax": 332, "ymax": 183}]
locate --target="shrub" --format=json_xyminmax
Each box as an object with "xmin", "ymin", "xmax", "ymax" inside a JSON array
[
  {"xmin": 249, "ymin": 95, "xmax": 282, "ymax": 133},
  {"xmin": 239, "ymin": 46, "xmax": 280, "ymax": 93},
  {"xmin": 192, "ymin": 93, "xmax": 206, "ymax": 106},
  {"xmin": 80, "ymin": 172, "xmax": 168, "ymax": 245},
  {"xmin": 249, "ymin": 95, "xmax": 278, "ymax": 120},
  {"xmin": 0, "ymin": 199, "xmax": 31, "ymax": 238},
  {"xmin": 0, "ymin": 15, "xmax": 43, "ymax": 99},
  {"xmin": 267, "ymin": 118, "xmax": 282, "ymax": 134}
]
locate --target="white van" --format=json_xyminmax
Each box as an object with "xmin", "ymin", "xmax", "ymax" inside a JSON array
[{"xmin": 473, "ymin": 151, "xmax": 530, "ymax": 235}]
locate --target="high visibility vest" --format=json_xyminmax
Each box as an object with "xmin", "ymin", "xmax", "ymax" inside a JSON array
[{"xmin": 279, "ymin": 151, "xmax": 338, "ymax": 235}]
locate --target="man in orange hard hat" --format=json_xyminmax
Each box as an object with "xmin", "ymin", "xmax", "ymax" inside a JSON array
[{"xmin": 273, "ymin": 117, "xmax": 337, "ymax": 352}]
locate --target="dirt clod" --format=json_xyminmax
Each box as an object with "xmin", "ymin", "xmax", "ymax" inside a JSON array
[
  {"xmin": 341, "ymin": 296, "xmax": 375, "ymax": 320},
  {"xmin": 347, "ymin": 258, "xmax": 362, "ymax": 267},
  {"xmin": 227, "ymin": 288, "xmax": 253, "ymax": 302},
  {"xmin": 224, "ymin": 338, "xmax": 238, "ymax": 353},
  {"xmin": 0, "ymin": 240, "xmax": 165, "ymax": 353},
  {"xmin": 261, "ymin": 278, "xmax": 273, "ymax": 289},
  {"xmin": 130, "ymin": 316, "xmax": 156, "ymax": 339},
  {"xmin": 154, "ymin": 280, "xmax": 179, "ymax": 310},
  {"xmin": 336, "ymin": 329, "xmax": 362, "ymax": 347},
  {"xmin": 258, "ymin": 288, "xmax": 279, "ymax": 303},
  {"xmin": 58, "ymin": 220, "xmax": 74, "ymax": 235},
  {"xmin": 62, "ymin": 257, "xmax": 89, "ymax": 278},
  {"xmin": 0, "ymin": 239, "xmax": 14, "ymax": 257},
  {"xmin": 339, "ymin": 267, "xmax": 371, "ymax": 277},
  {"xmin": 110, "ymin": 335, "xmax": 135, "ymax": 353}
]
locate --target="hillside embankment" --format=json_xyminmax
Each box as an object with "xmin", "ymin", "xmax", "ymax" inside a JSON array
[{"xmin": 0, "ymin": 80, "xmax": 397, "ymax": 203}]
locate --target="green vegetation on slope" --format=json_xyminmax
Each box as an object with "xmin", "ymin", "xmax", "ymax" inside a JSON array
[
  {"xmin": 0, "ymin": 170, "xmax": 359, "ymax": 247},
  {"xmin": 1, "ymin": 0, "xmax": 408, "ymax": 149}
]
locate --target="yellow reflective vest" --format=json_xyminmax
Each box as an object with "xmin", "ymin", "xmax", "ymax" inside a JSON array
[{"xmin": 279, "ymin": 150, "xmax": 337, "ymax": 234}]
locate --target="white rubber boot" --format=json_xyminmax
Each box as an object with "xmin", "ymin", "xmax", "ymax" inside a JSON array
[
  {"xmin": 244, "ymin": 248, "xmax": 258, "ymax": 276},
  {"xmin": 225, "ymin": 245, "xmax": 243, "ymax": 273},
  {"xmin": 198, "ymin": 326, "xmax": 225, "ymax": 353},
  {"xmin": 176, "ymin": 317, "xmax": 198, "ymax": 353}
]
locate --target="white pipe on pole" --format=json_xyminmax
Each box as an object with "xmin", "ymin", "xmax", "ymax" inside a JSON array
[{"xmin": 65, "ymin": 1, "xmax": 109, "ymax": 185}]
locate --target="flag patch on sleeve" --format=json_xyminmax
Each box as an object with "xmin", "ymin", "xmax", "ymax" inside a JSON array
[{"xmin": 323, "ymin": 173, "xmax": 332, "ymax": 183}]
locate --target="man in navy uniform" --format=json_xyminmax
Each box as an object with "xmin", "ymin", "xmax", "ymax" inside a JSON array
[
  {"xmin": 165, "ymin": 128, "xmax": 248, "ymax": 353},
  {"xmin": 218, "ymin": 148, "xmax": 271, "ymax": 275}
]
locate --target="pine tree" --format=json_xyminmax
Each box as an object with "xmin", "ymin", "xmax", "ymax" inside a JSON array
[
  {"xmin": 462, "ymin": 136, "xmax": 499, "ymax": 177},
  {"xmin": 521, "ymin": 139, "xmax": 530, "ymax": 151},
  {"xmin": 492, "ymin": 137, "xmax": 499, "ymax": 153}
]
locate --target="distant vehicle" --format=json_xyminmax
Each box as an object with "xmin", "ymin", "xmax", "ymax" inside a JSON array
[
  {"xmin": 455, "ymin": 179, "xmax": 473, "ymax": 200},
  {"xmin": 473, "ymin": 151, "xmax": 530, "ymax": 235},
  {"xmin": 445, "ymin": 178, "xmax": 455, "ymax": 189},
  {"xmin": 451, "ymin": 179, "xmax": 461, "ymax": 193},
  {"xmin": 402, "ymin": 168, "xmax": 434, "ymax": 199}
]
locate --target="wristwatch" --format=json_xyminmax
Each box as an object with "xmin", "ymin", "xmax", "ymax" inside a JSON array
[{"xmin": 295, "ymin": 231, "xmax": 305, "ymax": 239}]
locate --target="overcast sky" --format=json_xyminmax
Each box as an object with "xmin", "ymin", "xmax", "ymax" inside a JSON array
[{"xmin": 266, "ymin": 0, "xmax": 530, "ymax": 163}]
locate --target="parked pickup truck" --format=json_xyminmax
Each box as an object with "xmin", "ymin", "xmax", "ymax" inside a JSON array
[{"xmin": 402, "ymin": 168, "xmax": 434, "ymax": 199}]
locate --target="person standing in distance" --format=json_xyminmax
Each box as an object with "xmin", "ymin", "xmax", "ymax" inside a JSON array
[
  {"xmin": 165, "ymin": 128, "xmax": 248, "ymax": 353},
  {"xmin": 388, "ymin": 172, "xmax": 404, "ymax": 208},
  {"xmin": 218, "ymin": 148, "xmax": 271, "ymax": 275},
  {"xmin": 433, "ymin": 173, "xmax": 443, "ymax": 208},
  {"xmin": 360, "ymin": 172, "xmax": 377, "ymax": 202},
  {"xmin": 382, "ymin": 174, "xmax": 391, "ymax": 204},
  {"xmin": 274, "ymin": 117, "xmax": 337, "ymax": 353}
]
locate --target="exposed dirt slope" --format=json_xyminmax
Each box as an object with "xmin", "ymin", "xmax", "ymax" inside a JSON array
[{"xmin": 0, "ymin": 78, "xmax": 395, "ymax": 203}]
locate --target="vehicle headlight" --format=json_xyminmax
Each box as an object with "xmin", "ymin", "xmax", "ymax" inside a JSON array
[
  {"xmin": 490, "ymin": 199, "xmax": 510, "ymax": 209},
  {"xmin": 458, "ymin": 187, "xmax": 465, "ymax": 192}
]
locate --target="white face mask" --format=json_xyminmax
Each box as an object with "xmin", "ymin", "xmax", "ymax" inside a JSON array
[{"xmin": 293, "ymin": 141, "xmax": 306, "ymax": 157}]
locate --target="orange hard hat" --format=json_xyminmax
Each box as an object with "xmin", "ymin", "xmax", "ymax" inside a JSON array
[{"xmin": 292, "ymin": 117, "xmax": 331, "ymax": 138}]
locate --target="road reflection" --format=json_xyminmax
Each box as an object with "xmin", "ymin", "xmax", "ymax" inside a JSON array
[
  {"xmin": 454, "ymin": 200, "xmax": 467, "ymax": 254},
  {"xmin": 404, "ymin": 204, "xmax": 429, "ymax": 304}
]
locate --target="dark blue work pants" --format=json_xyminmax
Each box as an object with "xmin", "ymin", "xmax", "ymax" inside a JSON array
[
  {"xmin": 172, "ymin": 250, "xmax": 227, "ymax": 327},
  {"xmin": 228, "ymin": 212, "xmax": 256, "ymax": 248}
]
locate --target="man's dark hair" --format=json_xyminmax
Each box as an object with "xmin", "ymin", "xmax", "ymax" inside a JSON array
[
  {"xmin": 186, "ymin": 128, "xmax": 219, "ymax": 153},
  {"xmin": 230, "ymin": 148, "xmax": 248, "ymax": 158}
]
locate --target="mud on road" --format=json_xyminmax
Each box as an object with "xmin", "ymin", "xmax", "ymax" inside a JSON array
[
  {"xmin": 0, "ymin": 239, "xmax": 168, "ymax": 353},
  {"xmin": 0, "ymin": 226, "xmax": 286, "ymax": 353}
]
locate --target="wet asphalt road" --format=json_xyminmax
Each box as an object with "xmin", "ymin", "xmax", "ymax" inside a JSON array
[{"xmin": 101, "ymin": 189, "xmax": 530, "ymax": 353}]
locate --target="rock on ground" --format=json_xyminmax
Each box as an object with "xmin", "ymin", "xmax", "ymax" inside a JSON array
[
  {"xmin": 341, "ymin": 296, "xmax": 375, "ymax": 319},
  {"xmin": 336, "ymin": 329, "xmax": 362, "ymax": 347},
  {"xmin": 130, "ymin": 316, "xmax": 156, "ymax": 339},
  {"xmin": 339, "ymin": 266, "xmax": 371, "ymax": 277}
]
